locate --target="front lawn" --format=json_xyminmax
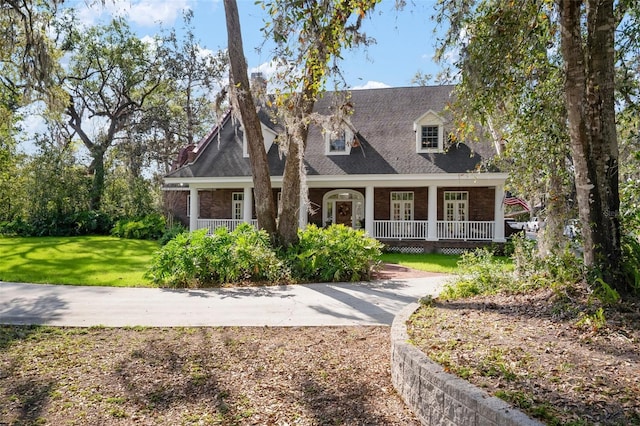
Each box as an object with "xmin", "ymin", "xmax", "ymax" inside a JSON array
[
  {"xmin": 380, "ymin": 252, "xmax": 462, "ymax": 274},
  {"xmin": 0, "ymin": 236, "xmax": 159, "ymax": 287}
]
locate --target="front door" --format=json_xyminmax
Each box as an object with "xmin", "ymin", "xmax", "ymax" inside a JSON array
[
  {"xmin": 444, "ymin": 191, "xmax": 468, "ymax": 238},
  {"xmin": 336, "ymin": 201, "xmax": 352, "ymax": 226}
]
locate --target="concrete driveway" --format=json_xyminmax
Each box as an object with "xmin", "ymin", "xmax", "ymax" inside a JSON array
[{"xmin": 0, "ymin": 276, "xmax": 447, "ymax": 327}]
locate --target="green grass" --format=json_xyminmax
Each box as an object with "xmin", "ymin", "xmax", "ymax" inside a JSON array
[
  {"xmin": 380, "ymin": 252, "xmax": 462, "ymax": 274},
  {"xmin": 0, "ymin": 236, "xmax": 160, "ymax": 287}
]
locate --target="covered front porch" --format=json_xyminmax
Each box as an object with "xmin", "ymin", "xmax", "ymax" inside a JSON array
[{"xmin": 165, "ymin": 173, "xmax": 509, "ymax": 245}]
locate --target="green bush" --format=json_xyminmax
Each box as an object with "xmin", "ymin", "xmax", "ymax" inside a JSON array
[
  {"xmin": 158, "ymin": 223, "xmax": 187, "ymax": 246},
  {"xmin": 440, "ymin": 235, "xmax": 585, "ymax": 301},
  {"xmin": 285, "ymin": 224, "xmax": 383, "ymax": 282},
  {"xmin": 622, "ymin": 233, "xmax": 640, "ymax": 294},
  {"xmin": 146, "ymin": 223, "xmax": 383, "ymax": 288},
  {"xmin": 511, "ymin": 234, "xmax": 583, "ymax": 289},
  {"xmin": 0, "ymin": 211, "xmax": 113, "ymax": 237},
  {"xmin": 146, "ymin": 225, "xmax": 287, "ymax": 288},
  {"xmin": 0, "ymin": 218, "xmax": 34, "ymax": 236},
  {"xmin": 440, "ymin": 248, "xmax": 513, "ymax": 300},
  {"xmin": 111, "ymin": 213, "xmax": 166, "ymax": 240}
]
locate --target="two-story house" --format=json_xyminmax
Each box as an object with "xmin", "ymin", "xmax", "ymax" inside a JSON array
[{"xmin": 163, "ymin": 84, "xmax": 509, "ymax": 253}]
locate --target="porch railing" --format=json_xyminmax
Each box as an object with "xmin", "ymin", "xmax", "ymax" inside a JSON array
[
  {"xmin": 196, "ymin": 219, "xmax": 258, "ymax": 234},
  {"xmin": 373, "ymin": 220, "xmax": 495, "ymax": 241},
  {"xmin": 436, "ymin": 220, "xmax": 494, "ymax": 240},
  {"xmin": 195, "ymin": 218, "xmax": 495, "ymax": 241},
  {"xmin": 373, "ymin": 220, "xmax": 429, "ymax": 240}
]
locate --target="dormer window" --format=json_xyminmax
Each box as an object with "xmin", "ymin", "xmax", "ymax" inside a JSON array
[
  {"xmin": 330, "ymin": 131, "xmax": 347, "ymax": 152},
  {"xmin": 414, "ymin": 110, "xmax": 444, "ymax": 153},
  {"xmin": 325, "ymin": 128, "xmax": 352, "ymax": 155},
  {"xmin": 242, "ymin": 123, "xmax": 278, "ymax": 158},
  {"xmin": 420, "ymin": 125, "xmax": 439, "ymax": 149}
]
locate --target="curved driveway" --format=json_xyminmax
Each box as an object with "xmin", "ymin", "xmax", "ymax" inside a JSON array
[{"xmin": 0, "ymin": 276, "xmax": 447, "ymax": 327}]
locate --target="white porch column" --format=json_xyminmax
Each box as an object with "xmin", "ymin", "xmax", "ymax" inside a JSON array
[
  {"xmin": 494, "ymin": 184, "xmax": 506, "ymax": 242},
  {"xmin": 189, "ymin": 186, "xmax": 199, "ymax": 232},
  {"xmin": 243, "ymin": 186, "xmax": 253, "ymax": 224},
  {"xmin": 365, "ymin": 186, "xmax": 374, "ymax": 236},
  {"xmin": 299, "ymin": 192, "xmax": 308, "ymax": 229},
  {"xmin": 427, "ymin": 185, "xmax": 438, "ymax": 240}
]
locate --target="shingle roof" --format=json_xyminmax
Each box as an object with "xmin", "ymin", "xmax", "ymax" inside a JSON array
[{"xmin": 165, "ymin": 85, "xmax": 491, "ymax": 179}]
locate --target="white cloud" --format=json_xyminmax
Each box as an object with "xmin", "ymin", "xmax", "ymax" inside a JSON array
[
  {"xmin": 250, "ymin": 61, "xmax": 282, "ymax": 82},
  {"xmin": 70, "ymin": 0, "xmax": 193, "ymax": 28},
  {"xmin": 249, "ymin": 60, "xmax": 299, "ymax": 93},
  {"xmin": 350, "ymin": 81, "xmax": 390, "ymax": 90},
  {"xmin": 140, "ymin": 34, "xmax": 158, "ymax": 46},
  {"xmin": 127, "ymin": 0, "xmax": 193, "ymax": 27}
]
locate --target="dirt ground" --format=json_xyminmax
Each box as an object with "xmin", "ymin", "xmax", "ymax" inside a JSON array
[
  {"xmin": 407, "ymin": 285, "xmax": 640, "ymax": 425},
  {"xmin": 0, "ymin": 326, "xmax": 419, "ymax": 426}
]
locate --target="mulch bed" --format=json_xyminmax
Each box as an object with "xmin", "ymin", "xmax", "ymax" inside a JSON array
[{"xmin": 407, "ymin": 285, "xmax": 640, "ymax": 425}]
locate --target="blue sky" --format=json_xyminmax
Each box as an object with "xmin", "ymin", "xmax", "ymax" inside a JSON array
[
  {"xmin": 18, "ymin": 0, "xmax": 452, "ymax": 147},
  {"xmin": 69, "ymin": 0, "xmax": 450, "ymax": 89}
]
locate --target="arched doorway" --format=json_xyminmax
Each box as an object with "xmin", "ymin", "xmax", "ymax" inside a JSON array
[{"xmin": 323, "ymin": 190, "xmax": 364, "ymax": 228}]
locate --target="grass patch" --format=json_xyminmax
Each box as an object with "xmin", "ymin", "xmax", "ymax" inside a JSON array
[
  {"xmin": 0, "ymin": 236, "xmax": 159, "ymax": 287},
  {"xmin": 380, "ymin": 252, "xmax": 463, "ymax": 274}
]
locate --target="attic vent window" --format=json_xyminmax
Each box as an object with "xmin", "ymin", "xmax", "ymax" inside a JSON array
[{"xmin": 421, "ymin": 125, "xmax": 439, "ymax": 149}]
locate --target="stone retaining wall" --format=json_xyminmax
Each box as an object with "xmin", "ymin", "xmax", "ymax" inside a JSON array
[{"xmin": 391, "ymin": 302, "xmax": 545, "ymax": 426}]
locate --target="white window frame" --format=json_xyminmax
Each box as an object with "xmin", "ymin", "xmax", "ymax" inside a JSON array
[
  {"xmin": 414, "ymin": 110, "xmax": 444, "ymax": 153},
  {"xmin": 186, "ymin": 194, "xmax": 191, "ymax": 217},
  {"xmin": 232, "ymin": 192, "xmax": 244, "ymax": 220},
  {"xmin": 324, "ymin": 127, "xmax": 353, "ymax": 156},
  {"xmin": 444, "ymin": 191, "xmax": 468, "ymax": 221},
  {"xmin": 390, "ymin": 191, "xmax": 414, "ymax": 221}
]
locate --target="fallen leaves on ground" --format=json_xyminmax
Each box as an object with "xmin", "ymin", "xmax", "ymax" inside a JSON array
[
  {"xmin": 408, "ymin": 285, "xmax": 640, "ymax": 425},
  {"xmin": 0, "ymin": 326, "xmax": 418, "ymax": 425}
]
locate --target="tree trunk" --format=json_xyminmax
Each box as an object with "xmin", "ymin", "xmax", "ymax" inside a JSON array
[
  {"xmin": 89, "ymin": 147, "xmax": 106, "ymax": 211},
  {"xmin": 223, "ymin": 0, "xmax": 278, "ymax": 242},
  {"xmin": 278, "ymin": 122, "xmax": 306, "ymax": 247},
  {"xmin": 538, "ymin": 162, "xmax": 567, "ymax": 256},
  {"xmin": 277, "ymin": 91, "xmax": 317, "ymax": 247},
  {"xmin": 558, "ymin": 0, "xmax": 624, "ymax": 290}
]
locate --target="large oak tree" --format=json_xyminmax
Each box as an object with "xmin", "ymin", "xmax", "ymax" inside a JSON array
[
  {"xmin": 61, "ymin": 18, "xmax": 162, "ymax": 211},
  {"xmin": 224, "ymin": 0, "xmax": 378, "ymax": 246},
  {"xmin": 435, "ymin": 0, "xmax": 635, "ymax": 292}
]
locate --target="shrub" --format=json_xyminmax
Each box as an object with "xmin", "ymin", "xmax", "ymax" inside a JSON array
[
  {"xmin": 111, "ymin": 213, "xmax": 166, "ymax": 240},
  {"xmin": 158, "ymin": 223, "xmax": 187, "ymax": 246},
  {"xmin": 72, "ymin": 210, "xmax": 113, "ymax": 235},
  {"xmin": 440, "ymin": 248, "xmax": 513, "ymax": 300},
  {"xmin": 285, "ymin": 224, "xmax": 383, "ymax": 282},
  {"xmin": 0, "ymin": 211, "xmax": 113, "ymax": 237},
  {"xmin": 511, "ymin": 234, "xmax": 583, "ymax": 290},
  {"xmin": 146, "ymin": 223, "xmax": 383, "ymax": 287},
  {"xmin": 621, "ymin": 233, "xmax": 640, "ymax": 294},
  {"xmin": 146, "ymin": 225, "xmax": 287, "ymax": 288},
  {"xmin": 0, "ymin": 218, "xmax": 34, "ymax": 236}
]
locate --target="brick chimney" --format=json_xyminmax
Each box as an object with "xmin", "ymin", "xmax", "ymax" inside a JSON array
[{"xmin": 250, "ymin": 72, "xmax": 267, "ymax": 97}]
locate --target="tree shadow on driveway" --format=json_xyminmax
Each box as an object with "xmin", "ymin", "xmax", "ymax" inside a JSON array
[
  {"xmin": 0, "ymin": 294, "xmax": 67, "ymax": 328},
  {"xmin": 304, "ymin": 280, "xmax": 426, "ymax": 325}
]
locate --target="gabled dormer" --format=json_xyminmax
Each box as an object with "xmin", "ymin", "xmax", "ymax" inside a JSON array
[
  {"xmin": 413, "ymin": 110, "xmax": 445, "ymax": 153},
  {"xmin": 324, "ymin": 124, "xmax": 354, "ymax": 156},
  {"xmin": 242, "ymin": 123, "xmax": 279, "ymax": 158}
]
